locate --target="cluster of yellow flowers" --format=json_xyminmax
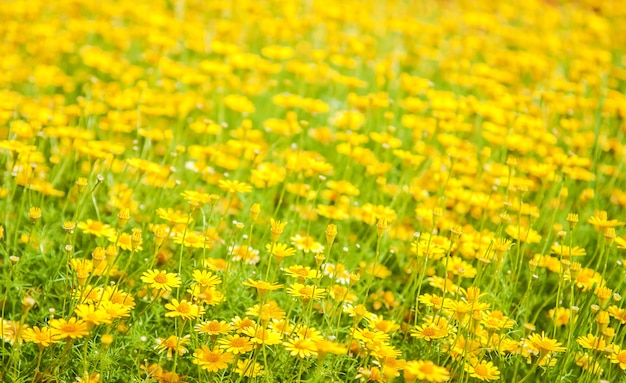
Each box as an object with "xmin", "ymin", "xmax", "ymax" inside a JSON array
[{"xmin": 1, "ymin": 0, "xmax": 626, "ymax": 382}]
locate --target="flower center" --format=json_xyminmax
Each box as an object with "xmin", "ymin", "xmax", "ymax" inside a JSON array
[
  {"xmin": 474, "ymin": 365, "xmax": 488, "ymax": 376},
  {"xmin": 177, "ymin": 303, "xmax": 191, "ymax": 313},
  {"xmin": 153, "ymin": 273, "xmax": 168, "ymax": 284},
  {"xmin": 205, "ymin": 352, "xmax": 220, "ymax": 363},
  {"xmin": 419, "ymin": 363, "xmax": 434, "ymax": 374},
  {"xmin": 296, "ymin": 269, "xmax": 308, "ymax": 277},
  {"xmin": 89, "ymin": 222, "xmax": 103, "ymax": 230},
  {"xmin": 62, "ymin": 324, "xmax": 77, "ymax": 333},
  {"xmin": 231, "ymin": 338, "xmax": 245, "ymax": 347}
]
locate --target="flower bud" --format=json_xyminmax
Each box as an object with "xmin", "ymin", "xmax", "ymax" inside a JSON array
[
  {"xmin": 567, "ymin": 213, "xmax": 578, "ymax": 230},
  {"xmin": 270, "ymin": 219, "xmax": 287, "ymax": 242},
  {"xmin": 376, "ymin": 219, "xmax": 388, "ymax": 238},
  {"xmin": 22, "ymin": 296, "xmax": 36, "ymax": 313},
  {"xmin": 155, "ymin": 227, "xmax": 168, "ymax": 247},
  {"xmin": 596, "ymin": 310, "xmax": 610, "ymax": 332},
  {"xmin": 250, "ymin": 203, "xmax": 261, "ymax": 223},
  {"xmin": 92, "ymin": 246, "xmax": 106, "ymax": 267},
  {"xmin": 101, "ymin": 334, "xmax": 114, "ymax": 349},
  {"xmin": 106, "ymin": 245, "xmax": 118, "ymax": 260},
  {"xmin": 131, "ymin": 228, "xmax": 142, "ymax": 251},
  {"xmin": 118, "ymin": 208, "xmax": 131, "ymax": 228},
  {"xmin": 62, "ymin": 221, "xmax": 76, "ymax": 233},
  {"xmin": 76, "ymin": 177, "xmax": 88, "ymax": 193},
  {"xmin": 326, "ymin": 224, "xmax": 337, "ymax": 246},
  {"xmin": 29, "ymin": 207, "xmax": 42, "ymax": 224},
  {"xmin": 604, "ymin": 228, "xmax": 616, "ymax": 247}
]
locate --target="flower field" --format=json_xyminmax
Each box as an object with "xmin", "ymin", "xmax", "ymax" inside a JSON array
[{"xmin": 2, "ymin": 0, "xmax": 626, "ymax": 382}]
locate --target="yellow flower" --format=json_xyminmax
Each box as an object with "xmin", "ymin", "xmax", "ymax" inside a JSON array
[
  {"xmin": 70, "ymin": 259, "xmax": 93, "ymax": 286},
  {"xmin": 231, "ymin": 316, "xmax": 257, "ymax": 333},
  {"xmin": 156, "ymin": 208, "xmax": 192, "ymax": 225},
  {"xmin": 218, "ymin": 179, "xmax": 252, "ymax": 194},
  {"xmin": 404, "ymin": 360, "xmax": 450, "ymax": 382},
  {"xmin": 588, "ymin": 210, "xmax": 624, "ymax": 230},
  {"xmin": 608, "ymin": 305, "xmax": 626, "ymax": 324},
  {"xmin": 246, "ymin": 301, "xmax": 286, "ymax": 322},
  {"xmin": 492, "ymin": 238, "xmax": 514, "ymax": 256},
  {"xmin": 266, "ymin": 242, "xmax": 297, "ymax": 262},
  {"xmin": 218, "ymin": 334, "xmax": 254, "ymax": 354},
  {"xmin": 315, "ymin": 339, "xmax": 348, "ymax": 357},
  {"xmin": 505, "ymin": 225, "xmax": 541, "ymax": 243},
  {"xmin": 291, "ymin": 234, "xmax": 325, "ymax": 254},
  {"xmin": 270, "ymin": 218, "xmax": 288, "ymax": 242},
  {"xmin": 615, "ymin": 236, "xmax": 626, "ymax": 250},
  {"xmin": 100, "ymin": 301, "xmax": 131, "ymax": 319},
  {"xmin": 141, "ymin": 269, "xmax": 181, "ymax": 292},
  {"xmin": 230, "ymin": 245, "xmax": 260, "ymax": 264},
  {"xmin": 283, "ymin": 337, "xmax": 318, "ymax": 358},
  {"xmin": 195, "ymin": 320, "xmax": 232, "ymax": 336},
  {"xmin": 49, "ymin": 317, "xmax": 90, "ymax": 340},
  {"xmin": 192, "ymin": 269, "xmax": 222, "ymax": 290},
  {"xmin": 181, "ymin": 190, "xmax": 214, "ymax": 205},
  {"xmin": 21, "ymin": 326, "xmax": 61, "ymax": 348},
  {"xmin": 550, "ymin": 245, "xmax": 586, "ymax": 257},
  {"xmin": 110, "ymin": 231, "xmax": 143, "ymax": 251},
  {"xmin": 172, "ymin": 231, "xmax": 207, "ymax": 248},
  {"xmin": 242, "ymin": 278, "xmax": 284, "ymax": 299},
  {"xmin": 368, "ymin": 316, "xmax": 400, "ymax": 334},
  {"xmin": 572, "ymin": 268, "xmax": 604, "ymax": 291},
  {"xmin": 284, "ymin": 265, "xmax": 318, "ymax": 282},
  {"xmin": 78, "ymin": 219, "xmax": 116, "ymax": 238},
  {"xmin": 286, "ymin": 283, "xmax": 326, "ymax": 302},
  {"xmin": 235, "ymin": 359, "xmax": 265, "ymax": 378},
  {"xmin": 325, "ymin": 223, "xmax": 338, "ymax": 245},
  {"xmin": 117, "ymin": 208, "xmax": 130, "ymax": 227},
  {"xmin": 410, "ymin": 320, "xmax": 449, "ymax": 342},
  {"xmin": 101, "ymin": 286, "xmax": 135, "ymax": 309},
  {"xmin": 446, "ymin": 256, "xmax": 477, "ymax": 279},
  {"xmin": 595, "ymin": 286, "xmax": 613, "ymax": 307},
  {"xmin": 193, "ymin": 345, "xmax": 233, "ymax": 372},
  {"xmin": 242, "ymin": 325, "xmax": 282, "ymax": 346},
  {"xmin": 224, "ymin": 94, "xmax": 255, "ymax": 114},
  {"xmin": 481, "ymin": 310, "xmax": 515, "ymax": 331},
  {"xmin": 344, "ymin": 304, "xmax": 375, "ymax": 321},
  {"xmin": 576, "ymin": 334, "xmax": 606, "ymax": 351},
  {"xmin": 465, "ymin": 360, "xmax": 500, "ymax": 381},
  {"xmin": 356, "ymin": 366, "xmax": 383, "ymax": 382},
  {"xmin": 130, "ymin": 228, "xmax": 142, "ymax": 250},
  {"xmin": 75, "ymin": 372, "xmax": 101, "ymax": 383},
  {"xmin": 353, "ymin": 328, "xmax": 390, "ymax": 345},
  {"xmin": 29, "ymin": 207, "xmax": 42, "ymax": 223},
  {"xmin": 419, "ymin": 294, "xmax": 444, "ymax": 308},
  {"xmin": 376, "ymin": 218, "xmax": 388, "ymax": 238},
  {"xmin": 610, "ymin": 346, "xmax": 626, "ymax": 370},
  {"xmin": 575, "ymin": 352, "xmax": 603, "ymax": 374},
  {"xmin": 247, "ymin": 202, "xmax": 261, "ymax": 220},
  {"xmin": 155, "ymin": 335, "xmax": 190, "ymax": 360},
  {"xmin": 526, "ymin": 332, "xmax": 566, "ymax": 355},
  {"xmin": 164, "ymin": 299, "xmax": 204, "ymax": 320},
  {"xmin": 288, "ymin": 325, "xmax": 320, "ymax": 342},
  {"xmin": 74, "ymin": 303, "xmax": 112, "ymax": 326},
  {"xmin": 427, "ymin": 276, "xmax": 458, "ymax": 293}
]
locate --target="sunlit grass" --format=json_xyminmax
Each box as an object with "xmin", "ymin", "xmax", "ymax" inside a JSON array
[{"xmin": 1, "ymin": 0, "xmax": 626, "ymax": 382}]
